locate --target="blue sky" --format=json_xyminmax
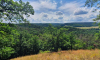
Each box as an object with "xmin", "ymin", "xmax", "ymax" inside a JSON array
[{"xmin": 14, "ymin": 0, "xmax": 99, "ymax": 23}]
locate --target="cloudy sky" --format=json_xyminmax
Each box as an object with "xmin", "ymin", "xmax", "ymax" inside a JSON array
[{"xmin": 15, "ymin": 0, "xmax": 99, "ymax": 23}]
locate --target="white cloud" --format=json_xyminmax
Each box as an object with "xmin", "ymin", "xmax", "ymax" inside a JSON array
[
  {"xmin": 24, "ymin": 1, "xmax": 100, "ymax": 23},
  {"xmin": 3, "ymin": 0, "xmax": 99, "ymax": 23},
  {"xmin": 30, "ymin": 2, "xmax": 41, "ymax": 10},
  {"xmin": 58, "ymin": 1, "xmax": 84, "ymax": 14},
  {"xmin": 58, "ymin": 2, "xmax": 99, "ymax": 22},
  {"xmin": 30, "ymin": 0, "xmax": 57, "ymax": 11},
  {"xmin": 73, "ymin": 7, "xmax": 99, "ymax": 20}
]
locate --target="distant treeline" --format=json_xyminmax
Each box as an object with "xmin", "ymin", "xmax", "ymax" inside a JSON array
[
  {"xmin": 61, "ymin": 22, "xmax": 98, "ymax": 27},
  {"xmin": 15, "ymin": 22, "xmax": 98, "ymax": 28}
]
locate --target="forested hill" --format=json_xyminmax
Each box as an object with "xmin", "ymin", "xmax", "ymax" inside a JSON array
[
  {"xmin": 1, "ymin": 22, "xmax": 100, "ymax": 60},
  {"xmin": 15, "ymin": 23, "xmax": 63, "ymax": 28},
  {"xmin": 16, "ymin": 22, "xmax": 98, "ymax": 28}
]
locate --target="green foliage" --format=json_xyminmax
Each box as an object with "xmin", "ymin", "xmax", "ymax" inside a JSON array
[
  {"xmin": 94, "ymin": 31, "xmax": 100, "ymax": 49},
  {"xmin": 39, "ymin": 24, "xmax": 81, "ymax": 51},
  {"xmin": 0, "ymin": 23, "xmax": 16, "ymax": 59},
  {"xmin": 85, "ymin": 0, "xmax": 98, "ymax": 7},
  {"xmin": 58, "ymin": 48, "xmax": 61, "ymax": 51},
  {"xmin": 87, "ymin": 46, "xmax": 94, "ymax": 50},
  {"xmin": 0, "ymin": 23, "xmax": 99, "ymax": 59},
  {"xmin": 0, "ymin": 47, "xmax": 15, "ymax": 59},
  {"xmin": 39, "ymin": 50, "xmax": 50, "ymax": 54},
  {"xmin": 95, "ymin": 31, "xmax": 100, "ymax": 40},
  {"xmin": 0, "ymin": 0, "xmax": 34, "ymax": 23}
]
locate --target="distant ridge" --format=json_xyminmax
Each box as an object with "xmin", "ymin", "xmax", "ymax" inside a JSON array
[
  {"xmin": 15, "ymin": 22, "xmax": 98, "ymax": 27},
  {"xmin": 61, "ymin": 22, "xmax": 98, "ymax": 27}
]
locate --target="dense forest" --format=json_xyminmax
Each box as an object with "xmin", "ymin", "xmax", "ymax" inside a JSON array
[{"xmin": 0, "ymin": 22, "xmax": 100, "ymax": 60}]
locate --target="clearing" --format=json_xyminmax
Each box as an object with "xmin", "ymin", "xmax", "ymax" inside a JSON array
[{"xmin": 76, "ymin": 26, "xmax": 99, "ymax": 29}]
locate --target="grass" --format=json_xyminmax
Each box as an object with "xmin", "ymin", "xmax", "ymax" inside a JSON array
[
  {"xmin": 76, "ymin": 26, "xmax": 99, "ymax": 29},
  {"xmin": 10, "ymin": 49, "xmax": 100, "ymax": 60}
]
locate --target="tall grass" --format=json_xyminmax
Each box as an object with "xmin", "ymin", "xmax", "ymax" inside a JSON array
[{"xmin": 11, "ymin": 49, "xmax": 100, "ymax": 60}]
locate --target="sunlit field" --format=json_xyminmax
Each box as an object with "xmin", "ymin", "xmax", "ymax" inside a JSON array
[
  {"xmin": 76, "ymin": 26, "xmax": 99, "ymax": 29},
  {"xmin": 11, "ymin": 49, "xmax": 100, "ymax": 60}
]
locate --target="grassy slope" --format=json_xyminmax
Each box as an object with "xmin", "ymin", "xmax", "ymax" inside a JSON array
[{"xmin": 11, "ymin": 49, "xmax": 100, "ymax": 60}]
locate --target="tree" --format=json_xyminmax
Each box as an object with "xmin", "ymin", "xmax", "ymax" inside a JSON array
[
  {"xmin": 0, "ymin": 23, "xmax": 17, "ymax": 59},
  {"xmin": 85, "ymin": 0, "xmax": 100, "ymax": 49},
  {"xmin": 68, "ymin": 32, "xmax": 77, "ymax": 50},
  {"xmin": 0, "ymin": 0, "xmax": 34, "ymax": 23},
  {"xmin": 0, "ymin": 0, "xmax": 34, "ymax": 59},
  {"xmin": 85, "ymin": 0, "xmax": 100, "ymax": 23}
]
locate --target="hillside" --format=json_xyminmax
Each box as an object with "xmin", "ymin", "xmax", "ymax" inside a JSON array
[
  {"xmin": 10, "ymin": 49, "xmax": 100, "ymax": 60},
  {"xmin": 61, "ymin": 22, "xmax": 98, "ymax": 27}
]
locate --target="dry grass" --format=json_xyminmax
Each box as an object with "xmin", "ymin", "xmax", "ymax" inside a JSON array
[
  {"xmin": 10, "ymin": 49, "xmax": 100, "ymax": 60},
  {"xmin": 76, "ymin": 26, "xmax": 99, "ymax": 29}
]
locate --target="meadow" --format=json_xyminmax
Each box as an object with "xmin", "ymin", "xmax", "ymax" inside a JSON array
[
  {"xmin": 11, "ymin": 49, "xmax": 100, "ymax": 60},
  {"xmin": 76, "ymin": 26, "xmax": 99, "ymax": 29}
]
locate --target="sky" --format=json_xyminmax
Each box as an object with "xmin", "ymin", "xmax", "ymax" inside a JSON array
[{"xmin": 14, "ymin": 0, "xmax": 100, "ymax": 23}]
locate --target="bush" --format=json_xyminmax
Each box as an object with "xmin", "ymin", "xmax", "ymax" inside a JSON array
[
  {"xmin": 39, "ymin": 50, "xmax": 50, "ymax": 54},
  {"xmin": 87, "ymin": 46, "xmax": 94, "ymax": 50}
]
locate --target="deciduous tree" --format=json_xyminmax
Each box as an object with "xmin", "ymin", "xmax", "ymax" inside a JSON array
[{"xmin": 0, "ymin": 0, "xmax": 34, "ymax": 23}]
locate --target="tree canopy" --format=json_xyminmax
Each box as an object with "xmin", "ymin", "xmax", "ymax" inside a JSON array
[{"xmin": 0, "ymin": 0, "xmax": 34, "ymax": 23}]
